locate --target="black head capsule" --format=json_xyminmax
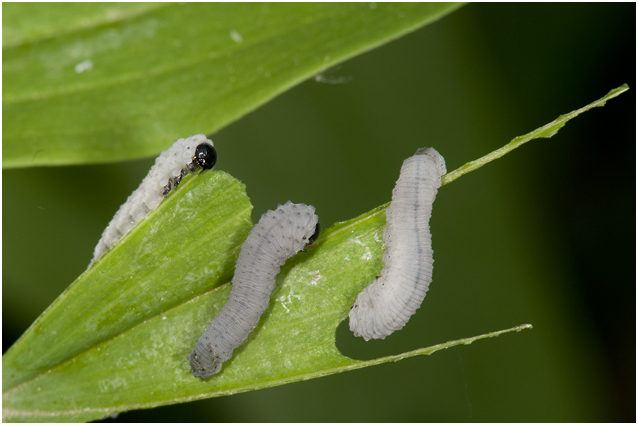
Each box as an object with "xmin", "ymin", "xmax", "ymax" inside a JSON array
[
  {"xmin": 194, "ymin": 143, "xmax": 217, "ymax": 170},
  {"xmin": 303, "ymin": 222, "xmax": 321, "ymax": 248},
  {"xmin": 301, "ymin": 223, "xmax": 320, "ymax": 252},
  {"xmin": 308, "ymin": 222, "xmax": 321, "ymax": 244}
]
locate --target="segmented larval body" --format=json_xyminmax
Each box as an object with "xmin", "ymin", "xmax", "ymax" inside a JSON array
[
  {"xmin": 189, "ymin": 201, "xmax": 320, "ymax": 378},
  {"xmin": 90, "ymin": 134, "xmax": 216, "ymax": 266},
  {"xmin": 349, "ymin": 147, "xmax": 446, "ymax": 340}
]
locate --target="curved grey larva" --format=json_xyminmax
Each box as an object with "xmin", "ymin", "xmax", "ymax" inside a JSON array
[
  {"xmin": 189, "ymin": 201, "xmax": 320, "ymax": 378},
  {"xmin": 90, "ymin": 134, "xmax": 217, "ymax": 266},
  {"xmin": 349, "ymin": 147, "xmax": 446, "ymax": 341}
]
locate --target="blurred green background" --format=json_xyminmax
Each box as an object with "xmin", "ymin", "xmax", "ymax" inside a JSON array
[{"xmin": 3, "ymin": 3, "xmax": 635, "ymax": 422}]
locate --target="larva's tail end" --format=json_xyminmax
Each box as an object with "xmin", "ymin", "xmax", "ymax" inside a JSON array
[
  {"xmin": 348, "ymin": 315, "xmax": 387, "ymax": 342},
  {"xmin": 349, "ymin": 292, "xmax": 379, "ymax": 342},
  {"xmin": 188, "ymin": 347, "xmax": 223, "ymax": 379},
  {"xmin": 349, "ymin": 325, "xmax": 373, "ymax": 342},
  {"xmin": 349, "ymin": 285, "xmax": 399, "ymax": 341},
  {"xmin": 414, "ymin": 147, "xmax": 447, "ymax": 176}
]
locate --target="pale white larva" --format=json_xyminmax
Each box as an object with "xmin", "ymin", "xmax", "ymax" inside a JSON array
[
  {"xmin": 349, "ymin": 147, "xmax": 446, "ymax": 341},
  {"xmin": 189, "ymin": 201, "xmax": 320, "ymax": 378},
  {"xmin": 90, "ymin": 134, "xmax": 217, "ymax": 266}
]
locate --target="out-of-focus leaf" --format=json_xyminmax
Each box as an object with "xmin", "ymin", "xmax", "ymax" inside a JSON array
[
  {"xmin": 2, "ymin": 3, "xmax": 166, "ymax": 47},
  {"xmin": 2, "ymin": 3, "xmax": 463, "ymax": 168}
]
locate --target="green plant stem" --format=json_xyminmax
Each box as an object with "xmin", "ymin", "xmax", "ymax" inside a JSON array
[{"xmin": 441, "ymin": 84, "xmax": 630, "ymax": 186}]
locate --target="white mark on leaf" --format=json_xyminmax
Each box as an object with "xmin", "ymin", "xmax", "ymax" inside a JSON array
[
  {"xmin": 98, "ymin": 376, "xmax": 129, "ymax": 392},
  {"xmin": 279, "ymin": 290, "xmax": 302, "ymax": 313},
  {"xmin": 74, "ymin": 59, "xmax": 93, "ymax": 73},
  {"xmin": 308, "ymin": 270, "xmax": 324, "ymax": 285},
  {"xmin": 230, "ymin": 29, "xmax": 243, "ymax": 43}
]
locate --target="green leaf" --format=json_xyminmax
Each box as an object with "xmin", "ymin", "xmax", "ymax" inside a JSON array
[
  {"xmin": 2, "ymin": 3, "xmax": 463, "ymax": 168},
  {"xmin": 2, "ymin": 3, "xmax": 166, "ymax": 47},
  {"xmin": 2, "ymin": 84, "xmax": 628, "ymax": 422},
  {"xmin": 441, "ymin": 84, "xmax": 630, "ymax": 186},
  {"xmin": 1, "ymin": 171, "xmax": 531, "ymax": 421},
  {"xmin": 2, "ymin": 170, "xmax": 253, "ymax": 391}
]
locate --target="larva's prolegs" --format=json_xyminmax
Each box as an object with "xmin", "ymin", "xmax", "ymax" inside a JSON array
[
  {"xmin": 189, "ymin": 201, "xmax": 320, "ymax": 378},
  {"xmin": 349, "ymin": 147, "xmax": 446, "ymax": 341}
]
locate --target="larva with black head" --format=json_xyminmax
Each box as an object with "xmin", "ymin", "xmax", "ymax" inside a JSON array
[
  {"xmin": 90, "ymin": 134, "xmax": 217, "ymax": 266},
  {"xmin": 188, "ymin": 201, "xmax": 320, "ymax": 378},
  {"xmin": 348, "ymin": 147, "xmax": 446, "ymax": 341}
]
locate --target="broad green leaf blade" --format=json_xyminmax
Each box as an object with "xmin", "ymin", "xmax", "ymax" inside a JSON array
[
  {"xmin": 2, "ymin": 170, "xmax": 253, "ymax": 390},
  {"xmin": 2, "ymin": 3, "xmax": 463, "ymax": 168},
  {"xmin": 1, "ymin": 196, "xmax": 531, "ymax": 422}
]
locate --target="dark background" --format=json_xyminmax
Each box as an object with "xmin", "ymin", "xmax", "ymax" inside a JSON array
[{"xmin": 3, "ymin": 3, "xmax": 635, "ymax": 422}]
